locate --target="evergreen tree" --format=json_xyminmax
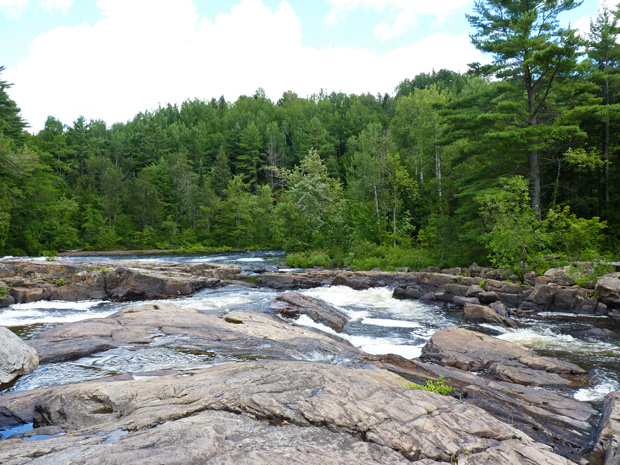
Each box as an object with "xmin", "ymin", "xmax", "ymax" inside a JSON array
[{"xmin": 467, "ymin": 0, "xmax": 582, "ymax": 216}]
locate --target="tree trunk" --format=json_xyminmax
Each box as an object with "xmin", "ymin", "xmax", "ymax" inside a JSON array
[{"xmin": 527, "ymin": 73, "xmax": 541, "ymax": 220}]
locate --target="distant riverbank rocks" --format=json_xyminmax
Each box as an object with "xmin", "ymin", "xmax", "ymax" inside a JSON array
[
  {"xmin": 254, "ymin": 265, "xmax": 620, "ymax": 322},
  {"xmin": 0, "ymin": 259, "xmax": 241, "ymax": 306}
]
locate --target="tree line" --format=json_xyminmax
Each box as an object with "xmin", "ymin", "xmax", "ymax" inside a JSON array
[{"xmin": 0, "ymin": 0, "xmax": 618, "ymax": 275}]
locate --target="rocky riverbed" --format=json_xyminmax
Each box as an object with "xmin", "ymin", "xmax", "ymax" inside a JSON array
[{"xmin": 0, "ymin": 256, "xmax": 619, "ymax": 464}]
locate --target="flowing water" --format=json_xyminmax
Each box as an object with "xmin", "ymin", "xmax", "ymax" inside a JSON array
[{"xmin": 1, "ymin": 251, "xmax": 618, "ymax": 409}]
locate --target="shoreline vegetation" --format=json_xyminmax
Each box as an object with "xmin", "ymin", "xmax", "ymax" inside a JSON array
[{"xmin": 1, "ymin": 0, "xmax": 619, "ymax": 275}]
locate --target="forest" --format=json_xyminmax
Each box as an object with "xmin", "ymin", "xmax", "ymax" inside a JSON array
[{"xmin": 0, "ymin": 0, "xmax": 619, "ymax": 276}]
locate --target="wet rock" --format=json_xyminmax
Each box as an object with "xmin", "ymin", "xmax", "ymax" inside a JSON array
[
  {"xmin": 0, "ymin": 326, "xmax": 39, "ymax": 384},
  {"xmin": 596, "ymin": 273, "xmax": 620, "ymax": 308},
  {"xmin": 489, "ymin": 301, "xmax": 508, "ymax": 317},
  {"xmin": 0, "ymin": 295, "xmax": 14, "ymax": 307},
  {"xmin": 576, "ymin": 297, "xmax": 599, "ymax": 315},
  {"xmin": 544, "ymin": 267, "xmax": 575, "ymax": 286},
  {"xmin": 421, "ymin": 327, "xmax": 586, "ymax": 387},
  {"xmin": 256, "ymin": 273, "xmax": 298, "ymax": 289},
  {"xmin": 466, "ymin": 284, "xmax": 484, "ymax": 297},
  {"xmin": 9, "ymin": 287, "xmax": 50, "ymax": 304},
  {"xmin": 445, "ymin": 283, "xmax": 469, "ymax": 297},
  {"xmin": 28, "ymin": 303, "xmax": 358, "ymax": 364},
  {"xmin": 574, "ymin": 328, "xmax": 616, "ymax": 340},
  {"xmin": 0, "ymin": 361, "xmax": 576, "ymax": 465},
  {"xmin": 331, "ymin": 274, "xmax": 372, "ymax": 290},
  {"xmin": 104, "ymin": 267, "xmax": 217, "ymax": 301},
  {"xmin": 479, "ymin": 291, "xmax": 500, "ymax": 304},
  {"xmin": 392, "ymin": 286, "xmax": 425, "ymax": 300},
  {"xmin": 550, "ymin": 287, "xmax": 588, "ymax": 313},
  {"xmin": 594, "ymin": 391, "xmax": 620, "ymax": 465},
  {"xmin": 463, "ymin": 304, "xmax": 518, "ymax": 328},
  {"xmin": 527, "ymin": 284, "xmax": 558, "ymax": 308},
  {"xmin": 454, "ymin": 296, "xmax": 481, "ymax": 307},
  {"xmin": 271, "ymin": 293, "xmax": 348, "ymax": 333}
]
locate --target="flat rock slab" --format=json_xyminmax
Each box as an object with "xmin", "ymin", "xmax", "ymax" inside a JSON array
[
  {"xmin": 270, "ymin": 293, "xmax": 349, "ymax": 332},
  {"xmin": 0, "ymin": 361, "xmax": 576, "ymax": 464},
  {"xmin": 369, "ymin": 352, "xmax": 596, "ymax": 461},
  {"xmin": 27, "ymin": 303, "xmax": 358, "ymax": 364},
  {"xmin": 0, "ymin": 326, "xmax": 39, "ymax": 385},
  {"xmin": 421, "ymin": 327, "xmax": 586, "ymax": 387}
]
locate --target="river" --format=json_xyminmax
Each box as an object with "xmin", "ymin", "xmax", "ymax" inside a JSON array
[{"xmin": 1, "ymin": 250, "xmax": 618, "ymax": 407}]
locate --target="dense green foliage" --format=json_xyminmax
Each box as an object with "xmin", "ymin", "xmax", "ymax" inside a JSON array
[{"xmin": 0, "ymin": 2, "xmax": 619, "ymax": 271}]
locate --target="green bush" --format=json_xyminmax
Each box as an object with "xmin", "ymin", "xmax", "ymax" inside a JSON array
[
  {"xmin": 402, "ymin": 376, "xmax": 454, "ymax": 396},
  {"xmin": 55, "ymin": 278, "xmax": 66, "ymax": 287},
  {"xmin": 0, "ymin": 286, "xmax": 7, "ymax": 297},
  {"xmin": 285, "ymin": 250, "xmax": 332, "ymax": 268}
]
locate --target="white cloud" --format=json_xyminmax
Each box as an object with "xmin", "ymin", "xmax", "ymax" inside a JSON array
[
  {"xmin": 40, "ymin": 0, "xmax": 73, "ymax": 14},
  {"xmin": 324, "ymin": 0, "xmax": 472, "ymax": 40},
  {"xmin": 5, "ymin": 0, "xmax": 486, "ymax": 132},
  {"xmin": 0, "ymin": 0, "xmax": 28, "ymax": 19},
  {"xmin": 573, "ymin": 0, "xmax": 618, "ymax": 38}
]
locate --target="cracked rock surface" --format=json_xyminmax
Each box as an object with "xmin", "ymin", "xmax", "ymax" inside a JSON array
[{"xmin": 0, "ymin": 361, "xmax": 576, "ymax": 464}]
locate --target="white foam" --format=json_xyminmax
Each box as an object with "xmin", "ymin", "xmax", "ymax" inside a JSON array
[
  {"xmin": 494, "ymin": 327, "xmax": 619, "ymax": 356},
  {"xmin": 537, "ymin": 312, "xmax": 609, "ymax": 319},
  {"xmin": 361, "ymin": 318, "xmax": 422, "ymax": 328},
  {"xmin": 235, "ymin": 258, "xmax": 265, "ymax": 262},
  {"xmin": 294, "ymin": 315, "xmax": 422, "ymax": 359},
  {"xmin": 301, "ymin": 286, "xmax": 444, "ymax": 326},
  {"xmin": 9, "ymin": 300, "xmax": 109, "ymax": 311},
  {"xmin": 574, "ymin": 381, "xmax": 620, "ymax": 402},
  {"xmin": 0, "ymin": 309, "xmax": 117, "ymax": 326}
]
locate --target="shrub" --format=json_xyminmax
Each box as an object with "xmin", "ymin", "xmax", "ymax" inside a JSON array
[{"xmin": 0, "ymin": 286, "xmax": 7, "ymax": 297}]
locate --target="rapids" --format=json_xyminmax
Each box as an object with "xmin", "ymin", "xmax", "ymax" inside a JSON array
[{"xmin": 1, "ymin": 250, "xmax": 618, "ymax": 405}]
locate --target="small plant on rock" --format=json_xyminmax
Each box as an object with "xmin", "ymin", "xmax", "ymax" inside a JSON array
[
  {"xmin": 0, "ymin": 286, "xmax": 7, "ymax": 297},
  {"xmin": 56, "ymin": 278, "xmax": 66, "ymax": 286},
  {"xmin": 402, "ymin": 376, "xmax": 454, "ymax": 395}
]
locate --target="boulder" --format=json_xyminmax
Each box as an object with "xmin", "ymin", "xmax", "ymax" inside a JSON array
[
  {"xmin": 453, "ymin": 296, "xmax": 481, "ymax": 307},
  {"xmin": 104, "ymin": 267, "xmax": 216, "ymax": 301},
  {"xmin": 331, "ymin": 274, "xmax": 372, "ymax": 290},
  {"xmin": 0, "ymin": 295, "xmax": 14, "ymax": 307},
  {"xmin": 392, "ymin": 286, "xmax": 425, "ymax": 300},
  {"xmin": 421, "ymin": 327, "xmax": 586, "ymax": 387},
  {"xmin": 544, "ymin": 267, "xmax": 575, "ymax": 286},
  {"xmin": 445, "ymin": 283, "xmax": 469, "ymax": 297},
  {"xmin": 466, "ymin": 284, "xmax": 484, "ymax": 297},
  {"xmin": 489, "ymin": 301, "xmax": 508, "ymax": 317},
  {"xmin": 550, "ymin": 287, "xmax": 588, "ymax": 313},
  {"xmin": 0, "ymin": 326, "xmax": 39, "ymax": 384},
  {"xmin": 0, "ymin": 361, "xmax": 577, "ymax": 465},
  {"xmin": 8, "ymin": 287, "xmax": 50, "ymax": 304},
  {"xmin": 463, "ymin": 304, "xmax": 518, "ymax": 328},
  {"xmin": 594, "ymin": 391, "xmax": 620, "ymax": 465},
  {"xmin": 479, "ymin": 291, "xmax": 500, "ymax": 304},
  {"xmin": 596, "ymin": 273, "xmax": 620, "ymax": 308},
  {"xmin": 574, "ymin": 328, "xmax": 616, "ymax": 340},
  {"xmin": 527, "ymin": 284, "xmax": 558, "ymax": 308},
  {"xmin": 271, "ymin": 293, "xmax": 348, "ymax": 333}
]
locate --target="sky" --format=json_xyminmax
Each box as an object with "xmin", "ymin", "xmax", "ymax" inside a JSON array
[{"xmin": 0, "ymin": 0, "xmax": 609, "ymax": 132}]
